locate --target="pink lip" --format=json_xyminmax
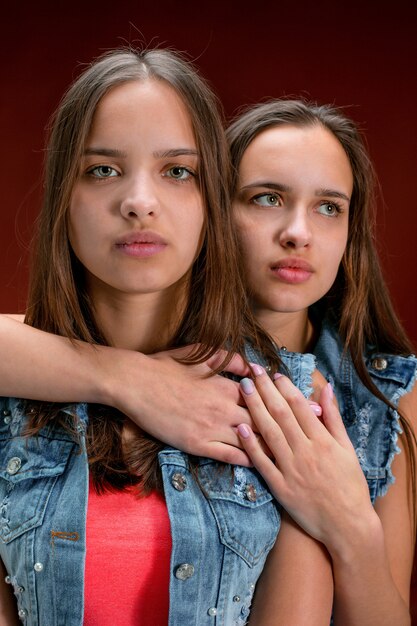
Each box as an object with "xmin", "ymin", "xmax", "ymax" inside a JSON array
[
  {"xmin": 270, "ymin": 258, "xmax": 314, "ymax": 284},
  {"xmin": 115, "ymin": 231, "xmax": 167, "ymax": 258}
]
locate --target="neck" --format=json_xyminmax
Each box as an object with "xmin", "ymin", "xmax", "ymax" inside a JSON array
[
  {"xmin": 253, "ymin": 307, "xmax": 315, "ymax": 353},
  {"xmin": 89, "ymin": 282, "xmax": 187, "ymax": 353}
]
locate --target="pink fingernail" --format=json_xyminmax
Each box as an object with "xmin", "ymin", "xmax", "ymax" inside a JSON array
[
  {"xmin": 237, "ymin": 424, "xmax": 251, "ymax": 439},
  {"xmin": 240, "ymin": 378, "xmax": 255, "ymax": 394},
  {"xmin": 309, "ymin": 402, "xmax": 323, "ymax": 417},
  {"xmin": 273, "ymin": 372, "xmax": 283, "ymax": 381},
  {"xmin": 250, "ymin": 364, "xmax": 265, "ymax": 376},
  {"xmin": 327, "ymin": 382, "xmax": 334, "ymax": 400}
]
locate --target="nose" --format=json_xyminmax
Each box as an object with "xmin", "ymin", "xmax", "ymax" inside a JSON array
[
  {"xmin": 278, "ymin": 206, "xmax": 311, "ymax": 249},
  {"xmin": 119, "ymin": 174, "xmax": 160, "ymax": 220}
]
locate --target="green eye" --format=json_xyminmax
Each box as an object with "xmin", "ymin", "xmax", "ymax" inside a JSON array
[
  {"xmin": 252, "ymin": 193, "xmax": 280, "ymax": 207},
  {"xmin": 88, "ymin": 165, "xmax": 119, "ymax": 178}
]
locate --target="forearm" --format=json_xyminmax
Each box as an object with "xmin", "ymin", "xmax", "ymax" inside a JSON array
[
  {"xmin": 0, "ymin": 314, "xmax": 116, "ymax": 403},
  {"xmin": 249, "ymin": 513, "xmax": 333, "ymax": 625},
  {"xmin": 332, "ymin": 516, "xmax": 411, "ymax": 626},
  {"xmin": 0, "ymin": 315, "xmax": 252, "ymax": 463},
  {"xmin": 0, "ymin": 561, "xmax": 19, "ymax": 626}
]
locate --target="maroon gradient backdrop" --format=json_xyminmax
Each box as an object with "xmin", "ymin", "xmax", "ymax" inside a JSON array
[{"xmin": 1, "ymin": 0, "xmax": 416, "ymax": 617}]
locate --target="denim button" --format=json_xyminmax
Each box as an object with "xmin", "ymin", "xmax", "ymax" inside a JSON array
[
  {"xmin": 233, "ymin": 595, "xmax": 241, "ymax": 602},
  {"xmin": 2, "ymin": 409, "xmax": 11, "ymax": 416},
  {"xmin": 34, "ymin": 562, "xmax": 44, "ymax": 573},
  {"xmin": 372, "ymin": 357, "xmax": 387, "ymax": 371},
  {"xmin": 5, "ymin": 575, "xmax": 11, "ymax": 584},
  {"xmin": 3, "ymin": 415, "xmax": 11, "ymax": 424},
  {"xmin": 207, "ymin": 607, "xmax": 217, "ymax": 616},
  {"xmin": 18, "ymin": 609, "xmax": 27, "ymax": 618},
  {"xmin": 6, "ymin": 457, "xmax": 21, "ymax": 475},
  {"xmin": 171, "ymin": 472, "xmax": 187, "ymax": 491},
  {"xmin": 175, "ymin": 563, "xmax": 194, "ymax": 580},
  {"xmin": 245, "ymin": 484, "xmax": 257, "ymax": 502}
]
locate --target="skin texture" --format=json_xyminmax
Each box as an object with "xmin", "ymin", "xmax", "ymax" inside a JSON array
[
  {"xmin": 0, "ymin": 86, "xmax": 335, "ymax": 624},
  {"xmin": 69, "ymin": 80, "xmax": 204, "ymax": 353},
  {"xmin": 234, "ymin": 124, "xmax": 351, "ymax": 351},
  {"xmin": 234, "ymin": 125, "xmax": 415, "ymax": 625}
]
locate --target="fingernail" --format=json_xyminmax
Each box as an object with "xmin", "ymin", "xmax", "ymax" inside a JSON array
[
  {"xmin": 327, "ymin": 382, "xmax": 334, "ymax": 400},
  {"xmin": 237, "ymin": 424, "xmax": 251, "ymax": 439},
  {"xmin": 250, "ymin": 364, "xmax": 265, "ymax": 377},
  {"xmin": 308, "ymin": 401, "xmax": 323, "ymax": 417},
  {"xmin": 240, "ymin": 377, "xmax": 255, "ymax": 394},
  {"xmin": 273, "ymin": 372, "xmax": 283, "ymax": 381}
]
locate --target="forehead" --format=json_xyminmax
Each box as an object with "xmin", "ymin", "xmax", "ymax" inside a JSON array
[
  {"xmin": 239, "ymin": 124, "xmax": 353, "ymax": 194},
  {"xmin": 87, "ymin": 79, "xmax": 196, "ymax": 146}
]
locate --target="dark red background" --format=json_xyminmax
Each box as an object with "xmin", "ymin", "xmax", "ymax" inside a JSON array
[{"xmin": 1, "ymin": 0, "xmax": 416, "ymax": 617}]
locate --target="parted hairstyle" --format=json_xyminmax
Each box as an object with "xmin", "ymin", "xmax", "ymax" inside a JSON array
[
  {"xmin": 227, "ymin": 99, "xmax": 416, "ymax": 504},
  {"xmin": 24, "ymin": 48, "xmax": 278, "ymax": 493}
]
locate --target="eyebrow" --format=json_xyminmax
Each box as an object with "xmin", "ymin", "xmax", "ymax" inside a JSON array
[
  {"xmin": 315, "ymin": 188, "xmax": 351, "ymax": 203},
  {"xmin": 240, "ymin": 181, "xmax": 292, "ymax": 193},
  {"xmin": 84, "ymin": 147, "xmax": 127, "ymax": 158},
  {"xmin": 83, "ymin": 147, "xmax": 199, "ymax": 159},
  {"xmin": 152, "ymin": 148, "xmax": 199, "ymax": 159},
  {"xmin": 240, "ymin": 181, "xmax": 350, "ymax": 203}
]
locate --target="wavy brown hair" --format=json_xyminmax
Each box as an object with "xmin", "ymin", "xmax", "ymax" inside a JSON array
[
  {"xmin": 24, "ymin": 48, "xmax": 278, "ymax": 493},
  {"xmin": 227, "ymin": 99, "xmax": 416, "ymax": 513}
]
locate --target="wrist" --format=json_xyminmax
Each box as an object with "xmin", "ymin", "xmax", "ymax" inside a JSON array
[{"xmin": 329, "ymin": 508, "xmax": 385, "ymax": 570}]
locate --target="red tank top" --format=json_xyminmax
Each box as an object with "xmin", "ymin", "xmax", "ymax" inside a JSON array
[{"xmin": 84, "ymin": 481, "xmax": 172, "ymax": 625}]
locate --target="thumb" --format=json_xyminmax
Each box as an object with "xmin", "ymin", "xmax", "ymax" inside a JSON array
[{"xmin": 207, "ymin": 351, "xmax": 251, "ymax": 377}]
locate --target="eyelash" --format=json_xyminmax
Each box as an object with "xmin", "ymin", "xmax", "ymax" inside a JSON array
[
  {"xmin": 84, "ymin": 164, "xmax": 197, "ymax": 183},
  {"xmin": 249, "ymin": 193, "xmax": 344, "ymax": 217},
  {"xmin": 250, "ymin": 192, "xmax": 281, "ymax": 207},
  {"xmin": 317, "ymin": 201, "xmax": 344, "ymax": 216},
  {"xmin": 163, "ymin": 165, "xmax": 197, "ymax": 182},
  {"xmin": 86, "ymin": 165, "xmax": 119, "ymax": 179}
]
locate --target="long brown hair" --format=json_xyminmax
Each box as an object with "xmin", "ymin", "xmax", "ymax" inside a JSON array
[
  {"xmin": 227, "ymin": 99, "xmax": 416, "ymax": 509},
  {"xmin": 25, "ymin": 48, "xmax": 273, "ymax": 493}
]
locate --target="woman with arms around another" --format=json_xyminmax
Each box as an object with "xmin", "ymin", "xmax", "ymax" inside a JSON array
[
  {"xmin": 227, "ymin": 100, "xmax": 417, "ymax": 625},
  {"xmin": 0, "ymin": 50, "xmax": 332, "ymax": 625}
]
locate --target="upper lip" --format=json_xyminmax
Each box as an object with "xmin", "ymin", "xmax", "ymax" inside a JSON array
[
  {"xmin": 271, "ymin": 257, "xmax": 314, "ymax": 272},
  {"xmin": 115, "ymin": 231, "xmax": 167, "ymax": 246}
]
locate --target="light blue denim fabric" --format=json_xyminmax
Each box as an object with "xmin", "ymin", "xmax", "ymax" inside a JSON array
[
  {"xmin": 0, "ymin": 351, "xmax": 315, "ymax": 625},
  {"xmin": 313, "ymin": 314, "xmax": 417, "ymax": 502}
]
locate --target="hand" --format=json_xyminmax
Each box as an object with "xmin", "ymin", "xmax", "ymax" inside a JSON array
[
  {"xmin": 237, "ymin": 368, "xmax": 379, "ymax": 559},
  {"xmin": 103, "ymin": 345, "xmax": 255, "ymax": 465}
]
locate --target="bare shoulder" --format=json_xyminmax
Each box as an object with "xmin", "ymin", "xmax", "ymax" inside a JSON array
[
  {"xmin": 398, "ymin": 375, "xmax": 417, "ymax": 429},
  {"xmin": 2, "ymin": 314, "xmax": 25, "ymax": 322},
  {"xmin": 373, "ymin": 379, "xmax": 417, "ymax": 603}
]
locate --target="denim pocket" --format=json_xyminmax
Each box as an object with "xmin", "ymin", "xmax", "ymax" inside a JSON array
[
  {"xmin": 0, "ymin": 435, "xmax": 75, "ymax": 542},
  {"xmin": 198, "ymin": 465, "xmax": 280, "ymax": 567}
]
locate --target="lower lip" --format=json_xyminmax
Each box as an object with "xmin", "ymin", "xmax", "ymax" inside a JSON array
[
  {"xmin": 271, "ymin": 267, "xmax": 313, "ymax": 284},
  {"xmin": 116, "ymin": 243, "xmax": 167, "ymax": 258}
]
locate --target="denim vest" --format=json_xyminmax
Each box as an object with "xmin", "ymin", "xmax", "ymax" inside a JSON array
[
  {"xmin": 0, "ymin": 351, "xmax": 315, "ymax": 626},
  {"xmin": 313, "ymin": 315, "xmax": 417, "ymax": 502}
]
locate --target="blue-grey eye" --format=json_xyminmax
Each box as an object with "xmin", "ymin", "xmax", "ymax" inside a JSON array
[
  {"xmin": 317, "ymin": 202, "xmax": 340, "ymax": 217},
  {"xmin": 165, "ymin": 166, "xmax": 193, "ymax": 180},
  {"xmin": 253, "ymin": 193, "xmax": 280, "ymax": 207},
  {"xmin": 88, "ymin": 165, "xmax": 119, "ymax": 178}
]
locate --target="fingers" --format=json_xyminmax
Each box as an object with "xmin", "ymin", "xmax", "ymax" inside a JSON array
[
  {"xmin": 270, "ymin": 372, "xmax": 326, "ymax": 440},
  {"xmin": 247, "ymin": 366, "xmax": 324, "ymax": 446},
  {"xmin": 239, "ymin": 376, "xmax": 294, "ymax": 463},
  {"xmin": 236, "ymin": 423, "xmax": 284, "ymax": 500},
  {"xmin": 205, "ymin": 442, "xmax": 253, "ymax": 467},
  {"xmin": 319, "ymin": 383, "xmax": 352, "ymax": 446},
  {"xmin": 206, "ymin": 350, "xmax": 251, "ymax": 377}
]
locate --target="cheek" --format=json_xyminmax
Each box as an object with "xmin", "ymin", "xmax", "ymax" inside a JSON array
[{"xmin": 324, "ymin": 234, "xmax": 348, "ymax": 283}]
